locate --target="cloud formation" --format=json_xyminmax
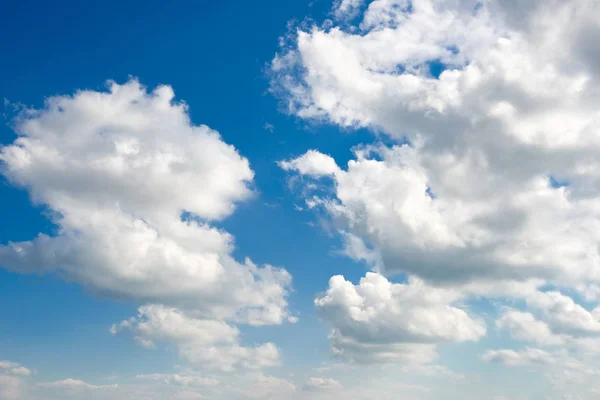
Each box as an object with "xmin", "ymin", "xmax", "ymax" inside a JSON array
[
  {"xmin": 315, "ymin": 273, "xmax": 485, "ymax": 363},
  {"xmin": 0, "ymin": 79, "xmax": 293, "ymax": 371},
  {"xmin": 272, "ymin": 0, "xmax": 600, "ymax": 393}
]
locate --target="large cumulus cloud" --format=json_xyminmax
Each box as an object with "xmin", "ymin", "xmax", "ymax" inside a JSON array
[{"xmin": 0, "ymin": 79, "xmax": 293, "ymax": 370}]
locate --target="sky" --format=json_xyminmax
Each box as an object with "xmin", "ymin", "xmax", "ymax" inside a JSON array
[{"xmin": 1, "ymin": 0, "xmax": 600, "ymax": 399}]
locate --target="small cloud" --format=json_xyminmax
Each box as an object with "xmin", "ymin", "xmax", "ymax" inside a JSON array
[
  {"xmin": 264, "ymin": 122, "xmax": 275, "ymax": 132},
  {"xmin": 303, "ymin": 377, "xmax": 343, "ymax": 391},
  {"xmin": 37, "ymin": 378, "xmax": 118, "ymax": 390}
]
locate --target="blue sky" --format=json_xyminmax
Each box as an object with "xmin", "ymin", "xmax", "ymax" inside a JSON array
[{"xmin": 2, "ymin": 1, "xmax": 600, "ymax": 399}]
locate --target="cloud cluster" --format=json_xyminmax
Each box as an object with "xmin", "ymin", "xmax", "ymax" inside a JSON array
[
  {"xmin": 315, "ymin": 273, "xmax": 485, "ymax": 363},
  {"xmin": 111, "ymin": 305, "xmax": 281, "ymax": 371},
  {"xmin": 272, "ymin": 0, "xmax": 600, "ymax": 390},
  {"xmin": 0, "ymin": 80, "xmax": 293, "ymax": 371}
]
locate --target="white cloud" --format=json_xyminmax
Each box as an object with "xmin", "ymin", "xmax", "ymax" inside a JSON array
[
  {"xmin": 182, "ymin": 342, "xmax": 281, "ymax": 372},
  {"xmin": 496, "ymin": 310, "xmax": 566, "ymax": 346},
  {"xmin": 112, "ymin": 305, "xmax": 281, "ymax": 372},
  {"xmin": 272, "ymin": 0, "xmax": 600, "ymax": 291},
  {"xmin": 494, "ymin": 291, "xmax": 600, "ymax": 363},
  {"xmin": 526, "ymin": 291, "xmax": 600, "ymax": 335},
  {"xmin": 304, "ymin": 377, "xmax": 343, "ymax": 390},
  {"xmin": 332, "ymin": 0, "xmax": 365, "ymax": 19},
  {"xmin": 315, "ymin": 272, "xmax": 485, "ymax": 363},
  {"xmin": 111, "ymin": 304, "xmax": 240, "ymax": 348},
  {"xmin": 279, "ymin": 150, "xmax": 340, "ymax": 177},
  {"xmin": 280, "ymin": 144, "xmax": 600, "ymax": 292},
  {"xmin": 0, "ymin": 79, "xmax": 293, "ymax": 372},
  {"xmin": 239, "ymin": 373, "xmax": 297, "ymax": 399},
  {"xmin": 481, "ymin": 345, "xmax": 600, "ymax": 398},
  {"xmin": 37, "ymin": 378, "xmax": 118, "ymax": 390},
  {"xmin": 481, "ymin": 348, "xmax": 556, "ymax": 366},
  {"xmin": 136, "ymin": 373, "xmax": 219, "ymax": 387},
  {"xmin": 264, "ymin": 122, "xmax": 275, "ymax": 132}
]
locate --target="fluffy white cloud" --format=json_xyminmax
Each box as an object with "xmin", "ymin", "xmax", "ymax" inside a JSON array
[
  {"xmin": 315, "ymin": 273, "xmax": 485, "ymax": 363},
  {"xmin": 526, "ymin": 291, "xmax": 600, "ymax": 335},
  {"xmin": 279, "ymin": 150, "xmax": 341, "ymax": 177},
  {"xmin": 280, "ymin": 144, "xmax": 600, "ymax": 292},
  {"xmin": 494, "ymin": 290, "xmax": 600, "ymax": 362},
  {"xmin": 272, "ymin": 0, "xmax": 600, "ymax": 292},
  {"xmin": 0, "ymin": 80, "xmax": 293, "ymax": 371},
  {"xmin": 0, "ymin": 80, "xmax": 291, "ymax": 323},
  {"xmin": 111, "ymin": 305, "xmax": 280, "ymax": 371},
  {"xmin": 496, "ymin": 310, "xmax": 566, "ymax": 346},
  {"xmin": 111, "ymin": 304, "xmax": 241, "ymax": 348},
  {"xmin": 481, "ymin": 348, "xmax": 556, "ymax": 367}
]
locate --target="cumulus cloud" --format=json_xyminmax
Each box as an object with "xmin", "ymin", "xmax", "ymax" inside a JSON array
[
  {"xmin": 481, "ymin": 348, "xmax": 556, "ymax": 367},
  {"xmin": 526, "ymin": 291, "xmax": 600, "ymax": 335},
  {"xmin": 494, "ymin": 291, "xmax": 600, "ymax": 360},
  {"xmin": 315, "ymin": 273, "xmax": 485, "ymax": 363},
  {"xmin": 272, "ymin": 0, "xmax": 600, "ymax": 390},
  {"xmin": 111, "ymin": 305, "xmax": 280, "ymax": 371},
  {"xmin": 272, "ymin": 0, "xmax": 600, "ymax": 290},
  {"xmin": 279, "ymin": 150, "xmax": 340, "ymax": 177},
  {"xmin": 0, "ymin": 79, "xmax": 293, "ymax": 371},
  {"xmin": 496, "ymin": 310, "xmax": 566, "ymax": 346}
]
